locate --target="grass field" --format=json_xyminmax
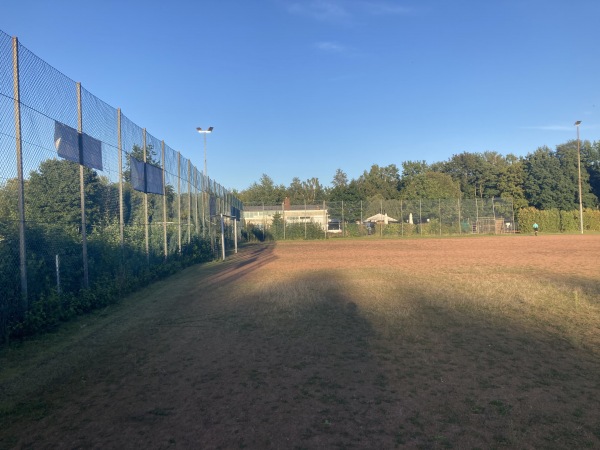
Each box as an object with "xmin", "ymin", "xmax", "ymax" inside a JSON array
[{"xmin": 1, "ymin": 235, "xmax": 600, "ymax": 449}]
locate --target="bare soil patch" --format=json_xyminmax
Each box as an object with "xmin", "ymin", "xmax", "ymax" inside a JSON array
[{"xmin": 1, "ymin": 235, "xmax": 600, "ymax": 449}]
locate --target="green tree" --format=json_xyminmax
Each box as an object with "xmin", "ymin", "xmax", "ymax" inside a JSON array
[
  {"xmin": 523, "ymin": 146, "xmax": 570, "ymax": 210},
  {"xmin": 0, "ymin": 178, "xmax": 20, "ymax": 223},
  {"xmin": 400, "ymin": 160, "xmax": 429, "ymax": 189},
  {"xmin": 496, "ymin": 156, "xmax": 527, "ymax": 208},
  {"xmin": 332, "ymin": 168, "xmax": 348, "ymax": 188},
  {"xmin": 436, "ymin": 152, "xmax": 481, "ymax": 197},
  {"xmin": 284, "ymin": 177, "xmax": 327, "ymax": 204},
  {"xmin": 270, "ymin": 212, "xmax": 284, "ymax": 239},
  {"xmin": 238, "ymin": 174, "xmax": 286, "ymax": 204},
  {"xmin": 436, "ymin": 151, "xmax": 503, "ymax": 199},
  {"xmin": 287, "ymin": 177, "xmax": 305, "ymax": 203},
  {"xmin": 556, "ymin": 140, "xmax": 597, "ymax": 208},
  {"xmin": 328, "ymin": 168, "xmax": 368, "ymax": 203},
  {"xmin": 25, "ymin": 159, "xmax": 106, "ymax": 230},
  {"xmin": 355, "ymin": 164, "xmax": 400, "ymax": 199},
  {"xmin": 400, "ymin": 172, "xmax": 461, "ymax": 200},
  {"xmin": 301, "ymin": 177, "xmax": 325, "ymax": 204},
  {"xmin": 329, "ymin": 178, "xmax": 362, "ymax": 203},
  {"xmin": 585, "ymin": 141, "xmax": 600, "ymax": 202},
  {"xmin": 479, "ymin": 151, "xmax": 505, "ymax": 198},
  {"xmin": 523, "ymin": 142, "xmax": 597, "ymax": 210}
]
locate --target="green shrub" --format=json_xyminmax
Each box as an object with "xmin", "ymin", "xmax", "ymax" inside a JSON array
[
  {"xmin": 516, "ymin": 207, "xmax": 600, "ymax": 233},
  {"xmin": 560, "ymin": 210, "xmax": 579, "ymax": 232},
  {"xmin": 4, "ymin": 230, "xmax": 215, "ymax": 343},
  {"xmin": 584, "ymin": 209, "xmax": 600, "ymax": 230},
  {"xmin": 344, "ymin": 223, "xmax": 367, "ymax": 237}
]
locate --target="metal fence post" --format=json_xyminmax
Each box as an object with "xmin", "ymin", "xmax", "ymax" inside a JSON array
[
  {"xmin": 187, "ymin": 159, "xmax": 192, "ymax": 244},
  {"xmin": 439, "ymin": 199, "xmax": 442, "ymax": 236},
  {"xmin": 210, "ymin": 180, "xmax": 215, "ymax": 253},
  {"xmin": 304, "ymin": 201, "xmax": 307, "ymax": 239},
  {"xmin": 511, "ymin": 198, "xmax": 515, "ymax": 233},
  {"xmin": 323, "ymin": 200, "xmax": 327, "ymax": 239},
  {"xmin": 234, "ymin": 218, "xmax": 238, "ymax": 253},
  {"xmin": 458, "ymin": 198, "xmax": 461, "ymax": 234},
  {"xmin": 117, "ymin": 108, "xmax": 124, "ymax": 249},
  {"xmin": 12, "ymin": 37, "xmax": 28, "ymax": 306},
  {"xmin": 194, "ymin": 168, "xmax": 199, "ymax": 241},
  {"xmin": 419, "ymin": 199, "xmax": 422, "ymax": 235},
  {"xmin": 177, "ymin": 151, "xmax": 181, "ymax": 253},
  {"xmin": 142, "ymin": 129, "xmax": 149, "ymax": 262},
  {"xmin": 76, "ymin": 83, "xmax": 89, "ymax": 288},
  {"xmin": 162, "ymin": 141, "xmax": 167, "ymax": 260},
  {"xmin": 400, "ymin": 199, "xmax": 404, "ymax": 236},
  {"xmin": 282, "ymin": 200, "xmax": 286, "ymax": 240},
  {"xmin": 201, "ymin": 173, "xmax": 205, "ymax": 238}
]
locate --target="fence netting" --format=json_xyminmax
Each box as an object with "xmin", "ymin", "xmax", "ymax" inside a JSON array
[
  {"xmin": 0, "ymin": 31, "xmax": 242, "ymax": 340},
  {"xmin": 243, "ymin": 198, "xmax": 515, "ymax": 240}
]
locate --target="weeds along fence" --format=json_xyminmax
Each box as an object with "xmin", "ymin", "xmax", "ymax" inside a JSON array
[
  {"xmin": 243, "ymin": 198, "xmax": 516, "ymax": 240},
  {"xmin": 0, "ymin": 32, "xmax": 242, "ymax": 341}
]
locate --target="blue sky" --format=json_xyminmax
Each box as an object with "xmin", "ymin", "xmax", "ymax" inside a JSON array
[{"xmin": 2, "ymin": 0, "xmax": 599, "ymax": 191}]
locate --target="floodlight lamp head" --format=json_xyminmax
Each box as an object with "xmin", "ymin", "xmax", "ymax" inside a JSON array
[
  {"xmin": 196, "ymin": 126, "xmax": 214, "ymax": 134},
  {"xmin": 575, "ymin": 120, "xmax": 582, "ymax": 126}
]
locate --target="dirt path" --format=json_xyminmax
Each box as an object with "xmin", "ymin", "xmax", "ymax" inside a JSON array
[{"xmin": 1, "ymin": 236, "xmax": 599, "ymax": 449}]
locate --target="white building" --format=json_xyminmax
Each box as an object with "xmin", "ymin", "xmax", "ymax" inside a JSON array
[{"xmin": 243, "ymin": 198, "xmax": 329, "ymax": 230}]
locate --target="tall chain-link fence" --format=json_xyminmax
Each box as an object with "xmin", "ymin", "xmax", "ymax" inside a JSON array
[
  {"xmin": 243, "ymin": 198, "xmax": 515, "ymax": 240},
  {"xmin": 0, "ymin": 31, "xmax": 242, "ymax": 340}
]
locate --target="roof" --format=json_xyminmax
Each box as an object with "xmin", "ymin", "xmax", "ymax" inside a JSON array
[
  {"xmin": 244, "ymin": 204, "xmax": 324, "ymax": 212},
  {"xmin": 365, "ymin": 213, "xmax": 398, "ymax": 223}
]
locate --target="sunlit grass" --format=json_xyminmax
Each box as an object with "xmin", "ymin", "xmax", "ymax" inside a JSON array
[{"xmin": 238, "ymin": 264, "xmax": 600, "ymax": 354}]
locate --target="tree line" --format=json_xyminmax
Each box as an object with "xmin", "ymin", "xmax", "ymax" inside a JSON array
[{"xmin": 236, "ymin": 140, "xmax": 600, "ymax": 210}]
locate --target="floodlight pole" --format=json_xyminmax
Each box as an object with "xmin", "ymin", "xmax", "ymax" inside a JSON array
[
  {"xmin": 196, "ymin": 126, "xmax": 213, "ymax": 244},
  {"xmin": 575, "ymin": 121, "xmax": 583, "ymax": 234},
  {"xmin": 196, "ymin": 126, "xmax": 213, "ymax": 181}
]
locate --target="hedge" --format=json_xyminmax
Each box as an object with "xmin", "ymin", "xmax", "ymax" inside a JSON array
[{"xmin": 516, "ymin": 207, "xmax": 600, "ymax": 233}]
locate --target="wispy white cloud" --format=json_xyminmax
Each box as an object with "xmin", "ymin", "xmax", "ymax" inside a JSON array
[
  {"xmin": 286, "ymin": 0, "xmax": 414, "ymax": 58},
  {"xmin": 285, "ymin": 0, "xmax": 414, "ymax": 22},
  {"xmin": 315, "ymin": 41, "xmax": 346, "ymax": 52},
  {"xmin": 287, "ymin": 1, "xmax": 350, "ymax": 22},
  {"xmin": 358, "ymin": 1, "xmax": 414, "ymax": 16}
]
